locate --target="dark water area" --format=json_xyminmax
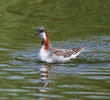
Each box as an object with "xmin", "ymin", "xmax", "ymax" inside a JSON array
[{"xmin": 0, "ymin": 0, "xmax": 110, "ymax": 100}]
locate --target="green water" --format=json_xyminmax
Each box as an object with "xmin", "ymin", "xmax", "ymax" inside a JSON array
[{"xmin": 0, "ymin": 0, "xmax": 110, "ymax": 100}]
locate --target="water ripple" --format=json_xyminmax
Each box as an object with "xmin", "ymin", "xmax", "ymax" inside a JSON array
[
  {"xmin": 6, "ymin": 76, "xmax": 24, "ymax": 80},
  {"xmin": 2, "ymin": 68, "xmax": 35, "ymax": 71},
  {"xmin": 27, "ymin": 93, "xmax": 64, "ymax": 98},
  {"xmin": 0, "ymin": 89, "xmax": 31, "ymax": 92},
  {"xmin": 63, "ymin": 91, "xmax": 110, "ymax": 95}
]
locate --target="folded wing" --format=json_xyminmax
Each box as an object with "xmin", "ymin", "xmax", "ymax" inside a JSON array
[{"xmin": 54, "ymin": 46, "xmax": 85, "ymax": 58}]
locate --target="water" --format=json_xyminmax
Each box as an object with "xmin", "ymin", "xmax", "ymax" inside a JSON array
[{"xmin": 0, "ymin": 0, "xmax": 110, "ymax": 100}]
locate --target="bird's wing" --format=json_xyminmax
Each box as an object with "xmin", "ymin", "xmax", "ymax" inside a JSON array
[{"xmin": 53, "ymin": 46, "xmax": 85, "ymax": 58}]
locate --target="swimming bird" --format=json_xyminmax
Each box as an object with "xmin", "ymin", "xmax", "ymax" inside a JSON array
[{"xmin": 33, "ymin": 26, "xmax": 85, "ymax": 63}]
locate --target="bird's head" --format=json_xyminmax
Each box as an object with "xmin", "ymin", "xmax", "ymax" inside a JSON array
[{"xmin": 33, "ymin": 26, "xmax": 47, "ymax": 40}]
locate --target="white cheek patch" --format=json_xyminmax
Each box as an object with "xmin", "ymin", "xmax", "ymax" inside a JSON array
[{"xmin": 40, "ymin": 32, "xmax": 46, "ymax": 40}]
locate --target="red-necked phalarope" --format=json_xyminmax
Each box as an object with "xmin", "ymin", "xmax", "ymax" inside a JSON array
[{"xmin": 33, "ymin": 26, "xmax": 85, "ymax": 63}]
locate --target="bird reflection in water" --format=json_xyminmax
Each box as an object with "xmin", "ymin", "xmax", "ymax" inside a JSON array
[{"xmin": 38, "ymin": 64, "xmax": 51, "ymax": 92}]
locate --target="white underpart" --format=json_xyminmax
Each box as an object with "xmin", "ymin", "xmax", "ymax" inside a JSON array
[{"xmin": 37, "ymin": 48, "xmax": 67, "ymax": 63}]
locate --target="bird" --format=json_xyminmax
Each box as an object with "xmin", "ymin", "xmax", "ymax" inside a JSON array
[{"xmin": 33, "ymin": 26, "xmax": 85, "ymax": 63}]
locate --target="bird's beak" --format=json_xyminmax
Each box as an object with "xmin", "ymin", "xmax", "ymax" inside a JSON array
[{"xmin": 32, "ymin": 32, "xmax": 39, "ymax": 38}]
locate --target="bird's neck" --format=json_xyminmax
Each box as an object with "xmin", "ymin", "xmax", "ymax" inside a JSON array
[{"xmin": 41, "ymin": 32, "xmax": 50, "ymax": 50}]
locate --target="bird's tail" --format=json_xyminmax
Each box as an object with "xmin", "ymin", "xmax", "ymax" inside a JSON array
[{"xmin": 71, "ymin": 46, "xmax": 85, "ymax": 58}]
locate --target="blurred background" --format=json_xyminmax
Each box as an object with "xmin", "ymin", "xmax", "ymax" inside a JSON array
[
  {"xmin": 0, "ymin": 0, "xmax": 110, "ymax": 43},
  {"xmin": 0, "ymin": 0, "xmax": 110, "ymax": 100}
]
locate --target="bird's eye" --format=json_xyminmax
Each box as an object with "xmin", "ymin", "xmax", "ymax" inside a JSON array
[{"xmin": 39, "ymin": 30, "xmax": 43, "ymax": 32}]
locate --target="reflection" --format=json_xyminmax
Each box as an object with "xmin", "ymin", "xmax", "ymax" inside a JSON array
[{"xmin": 38, "ymin": 64, "xmax": 51, "ymax": 92}]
